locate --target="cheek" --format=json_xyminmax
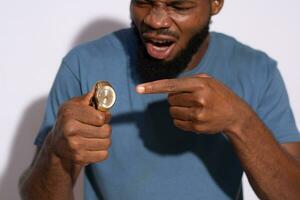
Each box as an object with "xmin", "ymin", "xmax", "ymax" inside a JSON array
[
  {"xmin": 169, "ymin": 4, "xmax": 211, "ymax": 34},
  {"xmin": 176, "ymin": 16, "xmax": 208, "ymax": 30},
  {"xmin": 130, "ymin": 7, "xmax": 139, "ymax": 24},
  {"xmin": 170, "ymin": 13, "xmax": 210, "ymax": 47},
  {"xmin": 130, "ymin": 6, "xmax": 148, "ymax": 27}
]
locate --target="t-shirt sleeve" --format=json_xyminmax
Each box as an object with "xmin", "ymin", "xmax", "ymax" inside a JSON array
[
  {"xmin": 34, "ymin": 60, "xmax": 82, "ymax": 146},
  {"xmin": 257, "ymin": 64, "xmax": 300, "ymax": 143}
]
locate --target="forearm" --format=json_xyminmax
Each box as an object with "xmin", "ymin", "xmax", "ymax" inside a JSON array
[
  {"xmin": 19, "ymin": 135, "xmax": 81, "ymax": 200},
  {"xmin": 226, "ymin": 112, "xmax": 300, "ymax": 200}
]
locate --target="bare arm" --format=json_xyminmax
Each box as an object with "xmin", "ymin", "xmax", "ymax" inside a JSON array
[
  {"xmin": 137, "ymin": 74, "xmax": 300, "ymax": 200},
  {"xmin": 227, "ymin": 111, "xmax": 300, "ymax": 200},
  {"xmin": 19, "ymin": 135, "xmax": 81, "ymax": 200},
  {"xmin": 19, "ymin": 89, "xmax": 111, "ymax": 200}
]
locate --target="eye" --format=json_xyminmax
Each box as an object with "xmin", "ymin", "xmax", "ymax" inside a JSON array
[
  {"xmin": 168, "ymin": 2, "xmax": 194, "ymax": 12},
  {"xmin": 172, "ymin": 5, "xmax": 192, "ymax": 11},
  {"xmin": 132, "ymin": 0, "xmax": 152, "ymax": 6}
]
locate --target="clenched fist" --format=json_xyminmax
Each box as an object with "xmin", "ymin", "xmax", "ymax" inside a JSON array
[{"xmin": 48, "ymin": 88, "xmax": 112, "ymax": 166}]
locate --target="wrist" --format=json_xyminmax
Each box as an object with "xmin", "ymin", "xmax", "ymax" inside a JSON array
[
  {"xmin": 225, "ymin": 107, "xmax": 258, "ymax": 140},
  {"xmin": 41, "ymin": 131, "xmax": 63, "ymax": 166},
  {"xmin": 42, "ymin": 130, "xmax": 82, "ymax": 184},
  {"xmin": 38, "ymin": 131, "xmax": 73, "ymax": 174}
]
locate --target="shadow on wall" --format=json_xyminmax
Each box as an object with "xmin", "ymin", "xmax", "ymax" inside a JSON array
[
  {"xmin": 0, "ymin": 18, "xmax": 127, "ymax": 200},
  {"xmin": 0, "ymin": 97, "xmax": 47, "ymax": 200},
  {"xmin": 71, "ymin": 18, "xmax": 128, "ymax": 47}
]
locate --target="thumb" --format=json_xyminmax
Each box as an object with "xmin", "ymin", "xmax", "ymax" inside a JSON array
[{"xmin": 80, "ymin": 85, "xmax": 96, "ymax": 105}]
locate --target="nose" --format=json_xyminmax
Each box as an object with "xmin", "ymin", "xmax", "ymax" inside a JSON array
[{"xmin": 143, "ymin": 7, "xmax": 172, "ymax": 29}]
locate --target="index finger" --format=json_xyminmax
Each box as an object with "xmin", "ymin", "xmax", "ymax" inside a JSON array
[{"xmin": 136, "ymin": 77, "xmax": 198, "ymax": 94}]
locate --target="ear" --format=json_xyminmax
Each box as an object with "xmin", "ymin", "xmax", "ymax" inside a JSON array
[{"xmin": 210, "ymin": 0, "xmax": 224, "ymax": 16}]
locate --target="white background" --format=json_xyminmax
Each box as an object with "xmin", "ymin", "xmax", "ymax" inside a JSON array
[{"xmin": 0, "ymin": 0, "xmax": 299, "ymax": 199}]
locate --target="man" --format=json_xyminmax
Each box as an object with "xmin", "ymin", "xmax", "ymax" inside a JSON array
[{"xmin": 20, "ymin": 0, "xmax": 300, "ymax": 199}]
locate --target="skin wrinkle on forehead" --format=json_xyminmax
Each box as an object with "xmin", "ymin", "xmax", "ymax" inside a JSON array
[
  {"xmin": 132, "ymin": 0, "xmax": 197, "ymax": 3},
  {"xmin": 131, "ymin": 0, "xmax": 199, "ymax": 15},
  {"xmin": 132, "ymin": 0, "xmax": 199, "ymax": 11}
]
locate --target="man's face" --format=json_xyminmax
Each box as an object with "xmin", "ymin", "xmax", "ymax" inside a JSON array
[
  {"xmin": 130, "ymin": 0, "xmax": 223, "ymax": 81},
  {"xmin": 131, "ymin": 0, "xmax": 220, "ymax": 61}
]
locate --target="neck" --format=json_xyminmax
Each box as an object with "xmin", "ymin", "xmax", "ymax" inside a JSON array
[{"xmin": 185, "ymin": 34, "xmax": 210, "ymax": 72}]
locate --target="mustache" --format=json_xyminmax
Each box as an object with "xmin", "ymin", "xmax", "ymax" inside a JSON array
[{"xmin": 140, "ymin": 24, "xmax": 179, "ymax": 38}]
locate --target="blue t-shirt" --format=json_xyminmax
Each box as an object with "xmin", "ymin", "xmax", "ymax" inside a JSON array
[{"xmin": 35, "ymin": 28, "xmax": 300, "ymax": 200}]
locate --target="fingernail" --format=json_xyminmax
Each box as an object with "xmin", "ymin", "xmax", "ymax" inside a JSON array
[{"xmin": 136, "ymin": 85, "xmax": 145, "ymax": 93}]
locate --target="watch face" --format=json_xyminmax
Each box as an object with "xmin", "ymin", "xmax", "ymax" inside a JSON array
[
  {"xmin": 96, "ymin": 85, "xmax": 116, "ymax": 110},
  {"xmin": 92, "ymin": 81, "xmax": 116, "ymax": 111}
]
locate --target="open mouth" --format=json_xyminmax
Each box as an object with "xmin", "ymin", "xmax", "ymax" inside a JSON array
[{"xmin": 143, "ymin": 36, "xmax": 177, "ymax": 60}]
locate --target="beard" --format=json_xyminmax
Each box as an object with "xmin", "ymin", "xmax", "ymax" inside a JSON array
[{"xmin": 133, "ymin": 22, "xmax": 210, "ymax": 83}]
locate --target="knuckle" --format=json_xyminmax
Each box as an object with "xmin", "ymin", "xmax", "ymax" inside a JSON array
[
  {"xmin": 191, "ymin": 123, "xmax": 205, "ymax": 133},
  {"xmin": 91, "ymin": 151, "xmax": 109, "ymax": 163},
  {"xmin": 200, "ymin": 98, "xmax": 207, "ymax": 106},
  {"xmin": 173, "ymin": 119, "xmax": 180, "ymax": 128},
  {"xmin": 100, "ymin": 125, "xmax": 111, "ymax": 138},
  {"xmin": 65, "ymin": 106, "xmax": 75, "ymax": 116},
  {"xmin": 68, "ymin": 138, "xmax": 80, "ymax": 150},
  {"xmin": 181, "ymin": 126, "xmax": 190, "ymax": 132},
  {"xmin": 59, "ymin": 104, "xmax": 73, "ymax": 118},
  {"xmin": 169, "ymin": 107, "xmax": 175, "ymax": 116},
  {"xmin": 63, "ymin": 120, "xmax": 77, "ymax": 136},
  {"xmin": 102, "ymin": 139, "xmax": 111, "ymax": 149},
  {"xmin": 105, "ymin": 112, "xmax": 112, "ymax": 122},
  {"xmin": 104, "ymin": 124, "xmax": 112, "ymax": 134},
  {"xmin": 100, "ymin": 151, "xmax": 109, "ymax": 161},
  {"xmin": 165, "ymin": 80, "xmax": 176, "ymax": 92},
  {"xmin": 195, "ymin": 95, "xmax": 206, "ymax": 106},
  {"xmin": 192, "ymin": 109, "xmax": 203, "ymax": 122},
  {"xmin": 106, "ymin": 139, "xmax": 112, "ymax": 148},
  {"xmin": 195, "ymin": 73, "xmax": 211, "ymax": 78},
  {"xmin": 194, "ymin": 79, "xmax": 206, "ymax": 89},
  {"xmin": 191, "ymin": 123, "xmax": 199, "ymax": 131},
  {"xmin": 74, "ymin": 152, "xmax": 85, "ymax": 164},
  {"xmin": 173, "ymin": 120, "xmax": 189, "ymax": 131},
  {"xmin": 97, "ymin": 113, "xmax": 105, "ymax": 124}
]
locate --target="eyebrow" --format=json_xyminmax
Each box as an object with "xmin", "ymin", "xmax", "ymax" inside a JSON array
[
  {"xmin": 145, "ymin": 0, "xmax": 196, "ymax": 3},
  {"xmin": 134, "ymin": 0, "xmax": 196, "ymax": 5},
  {"xmin": 168, "ymin": 0, "xmax": 196, "ymax": 2},
  {"xmin": 168, "ymin": 0, "xmax": 197, "ymax": 5}
]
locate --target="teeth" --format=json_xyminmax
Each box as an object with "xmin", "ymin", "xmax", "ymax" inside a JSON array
[
  {"xmin": 152, "ymin": 45, "xmax": 168, "ymax": 51},
  {"xmin": 152, "ymin": 39, "xmax": 171, "ymax": 44}
]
